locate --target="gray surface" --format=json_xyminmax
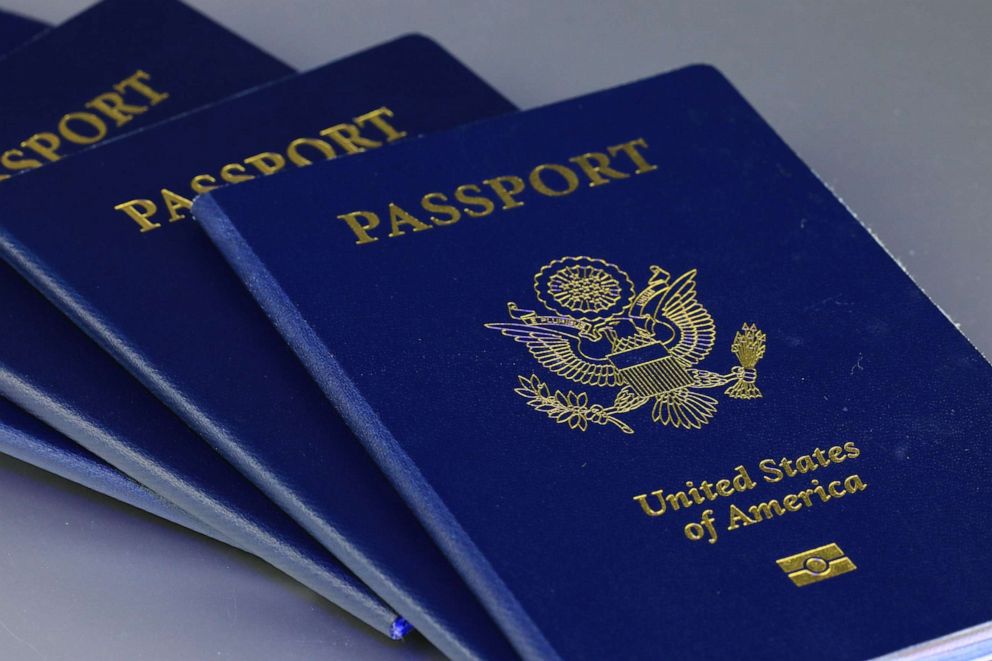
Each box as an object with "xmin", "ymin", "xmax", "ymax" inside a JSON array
[{"xmin": 0, "ymin": 1, "xmax": 989, "ymax": 659}]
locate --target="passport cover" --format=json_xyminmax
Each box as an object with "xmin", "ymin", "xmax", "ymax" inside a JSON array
[
  {"xmin": 0, "ymin": 396, "xmax": 220, "ymax": 539},
  {"xmin": 0, "ymin": 0, "xmax": 297, "ymax": 541},
  {"xmin": 0, "ymin": 0, "xmax": 290, "ymax": 181},
  {"xmin": 0, "ymin": 0, "xmax": 408, "ymax": 639},
  {"xmin": 0, "ymin": 4, "xmax": 236, "ymax": 542},
  {"xmin": 0, "ymin": 8, "xmax": 201, "ymax": 532},
  {"xmin": 196, "ymin": 65, "xmax": 992, "ymax": 660},
  {"xmin": 0, "ymin": 36, "xmax": 518, "ymax": 658},
  {"xmin": 0, "ymin": 9, "xmax": 45, "ymax": 57}
]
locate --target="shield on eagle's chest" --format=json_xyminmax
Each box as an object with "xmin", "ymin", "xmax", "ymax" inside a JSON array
[{"xmin": 607, "ymin": 339, "xmax": 693, "ymax": 397}]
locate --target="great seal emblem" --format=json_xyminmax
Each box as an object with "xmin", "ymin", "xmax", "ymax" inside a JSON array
[{"xmin": 485, "ymin": 257, "xmax": 765, "ymax": 433}]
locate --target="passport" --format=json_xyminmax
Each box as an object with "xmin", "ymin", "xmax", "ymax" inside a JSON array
[
  {"xmin": 0, "ymin": 9, "xmax": 45, "ymax": 56},
  {"xmin": 0, "ymin": 0, "xmax": 413, "ymax": 640},
  {"xmin": 196, "ymin": 65, "xmax": 992, "ymax": 660},
  {"xmin": 0, "ymin": 396, "xmax": 219, "ymax": 539},
  {"xmin": 0, "ymin": 8, "xmax": 201, "ymax": 534},
  {"xmin": 0, "ymin": 36, "xmax": 518, "ymax": 658},
  {"xmin": 0, "ymin": 0, "xmax": 290, "ymax": 181},
  {"xmin": 1, "ymin": 8, "xmax": 188, "ymax": 531},
  {"xmin": 0, "ymin": 1, "xmax": 294, "ymax": 540}
]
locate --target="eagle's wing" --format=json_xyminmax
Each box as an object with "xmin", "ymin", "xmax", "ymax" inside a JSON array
[
  {"xmin": 485, "ymin": 322, "xmax": 618, "ymax": 387},
  {"xmin": 657, "ymin": 269, "xmax": 715, "ymax": 366}
]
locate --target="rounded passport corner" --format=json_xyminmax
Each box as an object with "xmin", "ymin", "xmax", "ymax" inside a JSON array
[
  {"xmin": 388, "ymin": 33, "xmax": 444, "ymax": 54},
  {"xmin": 675, "ymin": 63, "xmax": 728, "ymax": 82}
]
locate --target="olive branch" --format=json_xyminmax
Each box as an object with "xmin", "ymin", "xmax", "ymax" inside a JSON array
[{"xmin": 514, "ymin": 374, "xmax": 634, "ymax": 434}]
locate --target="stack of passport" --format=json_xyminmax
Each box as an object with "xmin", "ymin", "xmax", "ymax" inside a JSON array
[{"xmin": 2, "ymin": 2, "xmax": 990, "ymax": 659}]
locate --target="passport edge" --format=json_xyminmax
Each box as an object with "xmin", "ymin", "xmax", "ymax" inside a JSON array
[
  {"xmin": 0, "ymin": 406, "xmax": 226, "ymax": 541},
  {"xmin": 194, "ymin": 193, "xmax": 563, "ymax": 661}
]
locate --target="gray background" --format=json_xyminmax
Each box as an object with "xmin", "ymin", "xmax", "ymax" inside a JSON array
[{"xmin": 0, "ymin": 1, "xmax": 989, "ymax": 659}]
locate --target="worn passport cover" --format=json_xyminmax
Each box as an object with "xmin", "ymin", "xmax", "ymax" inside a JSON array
[
  {"xmin": 0, "ymin": 0, "xmax": 413, "ymax": 639},
  {"xmin": 196, "ymin": 65, "xmax": 992, "ymax": 660},
  {"xmin": 0, "ymin": 36, "xmax": 518, "ymax": 658},
  {"xmin": 0, "ymin": 9, "xmax": 45, "ymax": 56},
  {"xmin": 0, "ymin": 0, "xmax": 297, "ymax": 538}
]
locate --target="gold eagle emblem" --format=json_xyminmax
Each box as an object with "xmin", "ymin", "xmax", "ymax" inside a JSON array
[{"xmin": 485, "ymin": 257, "xmax": 765, "ymax": 433}]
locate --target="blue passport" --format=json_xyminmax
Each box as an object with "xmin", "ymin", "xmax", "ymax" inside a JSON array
[
  {"xmin": 0, "ymin": 9, "xmax": 45, "ymax": 56},
  {"xmin": 0, "ymin": 10, "xmax": 208, "ymax": 533},
  {"xmin": 0, "ymin": 0, "xmax": 414, "ymax": 640},
  {"xmin": 196, "ymin": 65, "xmax": 992, "ymax": 660},
  {"xmin": 0, "ymin": 396, "xmax": 220, "ymax": 539},
  {"xmin": 0, "ymin": 0, "xmax": 290, "ymax": 181},
  {"xmin": 0, "ymin": 36, "xmax": 517, "ymax": 657},
  {"xmin": 0, "ymin": 1, "xmax": 294, "ymax": 538}
]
